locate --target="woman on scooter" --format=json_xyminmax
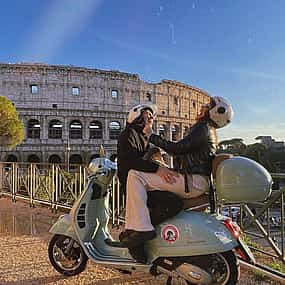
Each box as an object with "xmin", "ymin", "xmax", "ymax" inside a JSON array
[{"xmin": 123, "ymin": 96, "xmax": 233, "ymax": 261}]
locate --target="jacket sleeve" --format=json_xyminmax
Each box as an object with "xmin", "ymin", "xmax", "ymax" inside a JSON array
[
  {"xmin": 150, "ymin": 124, "xmax": 209, "ymax": 155},
  {"xmin": 118, "ymin": 131, "xmax": 159, "ymax": 173}
]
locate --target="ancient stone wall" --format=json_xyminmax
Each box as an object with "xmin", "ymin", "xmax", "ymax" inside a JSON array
[{"xmin": 0, "ymin": 63, "xmax": 209, "ymax": 165}]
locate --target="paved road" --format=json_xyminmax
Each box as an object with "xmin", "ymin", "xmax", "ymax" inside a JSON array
[{"xmin": 0, "ymin": 197, "xmax": 279, "ymax": 285}]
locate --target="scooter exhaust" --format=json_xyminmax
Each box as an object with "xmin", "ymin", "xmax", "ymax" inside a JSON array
[{"xmin": 156, "ymin": 262, "xmax": 212, "ymax": 284}]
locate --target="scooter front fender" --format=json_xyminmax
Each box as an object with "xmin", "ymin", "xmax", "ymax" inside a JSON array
[{"xmin": 49, "ymin": 214, "xmax": 79, "ymax": 242}]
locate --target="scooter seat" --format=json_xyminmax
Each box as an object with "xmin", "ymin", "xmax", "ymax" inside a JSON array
[
  {"xmin": 183, "ymin": 194, "xmax": 209, "ymax": 211},
  {"xmin": 104, "ymin": 238, "xmax": 126, "ymax": 248}
]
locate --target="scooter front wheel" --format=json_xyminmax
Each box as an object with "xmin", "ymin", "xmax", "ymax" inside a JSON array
[{"xmin": 48, "ymin": 234, "xmax": 88, "ymax": 276}]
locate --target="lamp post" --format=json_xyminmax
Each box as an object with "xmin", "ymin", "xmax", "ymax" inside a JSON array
[{"xmin": 66, "ymin": 137, "xmax": 71, "ymax": 172}]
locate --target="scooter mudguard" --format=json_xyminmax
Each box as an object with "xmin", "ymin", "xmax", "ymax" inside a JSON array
[
  {"xmin": 49, "ymin": 214, "xmax": 79, "ymax": 242},
  {"xmin": 146, "ymin": 210, "xmax": 238, "ymax": 262}
]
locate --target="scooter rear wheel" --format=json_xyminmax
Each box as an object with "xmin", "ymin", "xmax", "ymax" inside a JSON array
[
  {"xmin": 193, "ymin": 250, "xmax": 239, "ymax": 284},
  {"xmin": 165, "ymin": 250, "xmax": 239, "ymax": 285},
  {"xmin": 48, "ymin": 234, "xmax": 88, "ymax": 276}
]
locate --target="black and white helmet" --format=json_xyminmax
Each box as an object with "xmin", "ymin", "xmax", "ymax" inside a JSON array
[
  {"xmin": 209, "ymin": 96, "xmax": 234, "ymax": 128},
  {"xmin": 127, "ymin": 102, "xmax": 157, "ymax": 124}
]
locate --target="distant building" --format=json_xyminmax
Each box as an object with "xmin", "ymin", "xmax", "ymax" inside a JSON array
[
  {"xmin": 0, "ymin": 62, "xmax": 210, "ymax": 165},
  {"xmin": 255, "ymin": 136, "xmax": 285, "ymax": 150}
]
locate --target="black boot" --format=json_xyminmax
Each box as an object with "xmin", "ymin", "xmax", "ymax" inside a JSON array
[
  {"xmin": 119, "ymin": 229, "xmax": 156, "ymax": 248},
  {"xmin": 128, "ymin": 244, "xmax": 147, "ymax": 263},
  {"xmin": 119, "ymin": 230, "xmax": 156, "ymax": 263}
]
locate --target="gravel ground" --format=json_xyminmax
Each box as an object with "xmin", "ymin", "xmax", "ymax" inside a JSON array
[{"xmin": 0, "ymin": 197, "xmax": 282, "ymax": 285}]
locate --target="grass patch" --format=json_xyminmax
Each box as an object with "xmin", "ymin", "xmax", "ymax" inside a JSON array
[
  {"xmin": 241, "ymin": 233, "xmax": 285, "ymax": 283},
  {"xmin": 268, "ymin": 261, "xmax": 285, "ymax": 273}
]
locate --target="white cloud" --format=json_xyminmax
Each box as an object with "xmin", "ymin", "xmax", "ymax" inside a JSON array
[
  {"xmin": 21, "ymin": 0, "xmax": 103, "ymax": 62},
  {"xmin": 95, "ymin": 33, "xmax": 174, "ymax": 63},
  {"xmin": 226, "ymin": 66, "xmax": 285, "ymax": 83}
]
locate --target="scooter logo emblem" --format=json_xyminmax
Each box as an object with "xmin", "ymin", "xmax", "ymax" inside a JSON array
[{"xmin": 161, "ymin": 224, "xmax": 179, "ymax": 243}]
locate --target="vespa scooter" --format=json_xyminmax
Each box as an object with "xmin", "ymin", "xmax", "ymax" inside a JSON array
[{"xmin": 48, "ymin": 155, "xmax": 272, "ymax": 284}]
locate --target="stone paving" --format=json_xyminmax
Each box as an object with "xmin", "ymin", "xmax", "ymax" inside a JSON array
[{"xmin": 0, "ymin": 197, "xmax": 280, "ymax": 285}]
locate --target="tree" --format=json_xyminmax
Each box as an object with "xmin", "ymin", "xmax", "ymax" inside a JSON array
[
  {"xmin": 0, "ymin": 96, "xmax": 24, "ymax": 148},
  {"xmin": 218, "ymin": 136, "xmax": 285, "ymax": 173},
  {"xmin": 245, "ymin": 143, "xmax": 276, "ymax": 172},
  {"xmin": 218, "ymin": 138, "xmax": 246, "ymax": 155}
]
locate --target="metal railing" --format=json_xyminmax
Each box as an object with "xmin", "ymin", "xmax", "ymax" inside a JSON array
[
  {"xmin": 220, "ymin": 173, "xmax": 285, "ymax": 281},
  {"xmin": 0, "ymin": 162, "xmax": 86, "ymax": 209},
  {"xmin": 238, "ymin": 174, "xmax": 285, "ymax": 264},
  {"xmin": 0, "ymin": 162, "xmax": 124, "ymax": 224}
]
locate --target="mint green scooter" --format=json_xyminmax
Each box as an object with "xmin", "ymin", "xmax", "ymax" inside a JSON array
[{"xmin": 48, "ymin": 156, "xmax": 272, "ymax": 284}]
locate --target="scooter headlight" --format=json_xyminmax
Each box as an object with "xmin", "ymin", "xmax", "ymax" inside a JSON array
[{"xmin": 88, "ymin": 157, "xmax": 117, "ymax": 175}]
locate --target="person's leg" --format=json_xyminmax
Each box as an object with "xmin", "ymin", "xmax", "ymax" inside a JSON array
[
  {"xmin": 141, "ymin": 172, "xmax": 209, "ymax": 199},
  {"xmin": 123, "ymin": 170, "xmax": 208, "ymax": 262},
  {"xmin": 128, "ymin": 170, "xmax": 185, "ymax": 197},
  {"xmin": 125, "ymin": 170, "xmax": 185, "ymax": 233},
  {"xmin": 122, "ymin": 170, "xmax": 156, "ymax": 262},
  {"xmin": 125, "ymin": 170, "xmax": 209, "ymax": 231},
  {"xmin": 125, "ymin": 169, "xmax": 154, "ymax": 231}
]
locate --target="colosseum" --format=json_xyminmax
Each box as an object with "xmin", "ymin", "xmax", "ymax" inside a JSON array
[{"xmin": 0, "ymin": 62, "xmax": 210, "ymax": 166}]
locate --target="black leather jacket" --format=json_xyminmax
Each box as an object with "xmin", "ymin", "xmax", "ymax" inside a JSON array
[
  {"xmin": 150, "ymin": 119, "xmax": 217, "ymax": 176},
  {"xmin": 117, "ymin": 124, "xmax": 159, "ymax": 187}
]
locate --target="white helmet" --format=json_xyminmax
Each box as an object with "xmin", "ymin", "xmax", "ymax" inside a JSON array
[
  {"xmin": 127, "ymin": 102, "xmax": 157, "ymax": 124},
  {"xmin": 209, "ymin": 96, "xmax": 233, "ymax": 128}
]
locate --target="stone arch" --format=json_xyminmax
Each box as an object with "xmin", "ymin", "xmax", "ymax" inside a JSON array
[
  {"xmin": 89, "ymin": 120, "xmax": 103, "ymax": 139},
  {"xmin": 158, "ymin": 124, "xmax": 167, "ymax": 137},
  {"xmin": 69, "ymin": 120, "xmax": 82, "ymax": 139},
  {"xmin": 183, "ymin": 126, "xmax": 189, "ymax": 137},
  {"xmin": 48, "ymin": 119, "xmax": 63, "ymax": 139},
  {"xmin": 27, "ymin": 119, "xmax": 40, "ymax": 139},
  {"xmin": 48, "ymin": 154, "xmax": 62, "ymax": 164},
  {"xmin": 171, "ymin": 125, "xmax": 180, "ymax": 141},
  {"xmin": 69, "ymin": 154, "xmax": 83, "ymax": 165},
  {"xmin": 27, "ymin": 154, "xmax": 40, "ymax": 163},
  {"xmin": 109, "ymin": 121, "xmax": 121, "ymax": 140},
  {"xmin": 6, "ymin": 154, "xmax": 18, "ymax": 162}
]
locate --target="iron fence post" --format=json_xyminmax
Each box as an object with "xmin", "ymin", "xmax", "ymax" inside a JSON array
[
  {"xmin": 55, "ymin": 165, "xmax": 59, "ymax": 213},
  {"xmin": 12, "ymin": 163, "xmax": 16, "ymax": 202},
  {"xmin": 281, "ymin": 190, "xmax": 284, "ymax": 257}
]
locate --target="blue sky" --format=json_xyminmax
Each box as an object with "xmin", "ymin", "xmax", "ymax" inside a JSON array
[{"xmin": 1, "ymin": 0, "xmax": 284, "ymax": 144}]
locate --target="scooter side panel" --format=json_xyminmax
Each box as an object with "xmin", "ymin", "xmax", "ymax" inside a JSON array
[
  {"xmin": 49, "ymin": 214, "xmax": 79, "ymax": 242},
  {"xmin": 146, "ymin": 210, "xmax": 238, "ymax": 262},
  {"xmin": 70, "ymin": 180, "xmax": 102, "ymax": 243}
]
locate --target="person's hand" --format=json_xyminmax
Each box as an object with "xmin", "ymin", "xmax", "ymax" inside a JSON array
[
  {"xmin": 156, "ymin": 166, "xmax": 179, "ymax": 184},
  {"xmin": 143, "ymin": 124, "xmax": 153, "ymax": 138}
]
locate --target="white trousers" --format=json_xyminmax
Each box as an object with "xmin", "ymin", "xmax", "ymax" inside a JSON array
[{"xmin": 125, "ymin": 170, "xmax": 209, "ymax": 231}]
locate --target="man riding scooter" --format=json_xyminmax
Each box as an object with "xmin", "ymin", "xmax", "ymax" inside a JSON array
[
  {"xmin": 121, "ymin": 96, "xmax": 233, "ymax": 262},
  {"xmin": 117, "ymin": 102, "xmax": 180, "ymax": 262}
]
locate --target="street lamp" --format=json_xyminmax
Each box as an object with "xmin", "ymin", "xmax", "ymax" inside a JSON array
[{"xmin": 66, "ymin": 137, "xmax": 71, "ymax": 172}]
